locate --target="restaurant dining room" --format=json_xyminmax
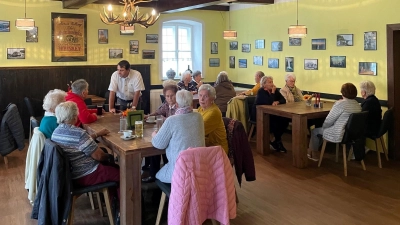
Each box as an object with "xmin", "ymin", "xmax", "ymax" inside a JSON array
[{"xmin": 1, "ymin": 0, "xmax": 400, "ymax": 225}]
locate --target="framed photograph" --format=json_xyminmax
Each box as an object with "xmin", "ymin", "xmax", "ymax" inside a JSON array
[
  {"xmin": 311, "ymin": 38, "xmax": 326, "ymax": 50},
  {"xmin": 255, "ymin": 39, "xmax": 265, "ymax": 49},
  {"xmin": 129, "ymin": 40, "xmax": 139, "ymax": 54},
  {"xmin": 239, "ymin": 59, "xmax": 247, "ymax": 68},
  {"xmin": 271, "ymin": 41, "xmax": 283, "ymax": 51},
  {"xmin": 209, "ymin": 58, "xmax": 220, "ymax": 67},
  {"xmin": 304, "ymin": 59, "xmax": 318, "ymax": 70},
  {"xmin": 211, "ymin": 42, "xmax": 218, "ymax": 54},
  {"xmin": 285, "ymin": 57, "xmax": 294, "ymax": 72},
  {"xmin": 268, "ymin": 58, "xmax": 279, "ymax": 69},
  {"xmin": 26, "ymin": 27, "xmax": 38, "ymax": 42},
  {"xmin": 109, "ymin": 49, "xmax": 123, "ymax": 59},
  {"xmin": 142, "ymin": 50, "xmax": 155, "ymax": 59},
  {"xmin": 364, "ymin": 31, "xmax": 377, "ymax": 50},
  {"xmin": 330, "ymin": 56, "xmax": 346, "ymax": 68},
  {"xmin": 51, "ymin": 13, "xmax": 87, "ymax": 62},
  {"xmin": 242, "ymin": 43, "xmax": 251, "ymax": 53},
  {"xmin": 146, "ymin": 34, "xmax": 158, "ymax": 43},
  {"xmin": 229, "ymin": 41, "xmax": 238, "ymax": 50},
  {"xmin": 289, "ymin": 37, "xmax": 301, "ymax": 46},
  {"xmin": 229, "ymin": 56, "xmax": 235, "ymax": 68},
  {"xmin": 7, "ymin": 48, "xmax": 25, "ymax": 59},
  {"xmin": 120, "ymin": 25, "xmax": 134, "ymax": 35},
  {"xmin": 98, "ymin": 29, "xmax": 108, "ymax": 44},
  {"xmin": 337, "ymin": 34, "xmax": 353, "ymax": 46},
  {"xmin": 359, "ymin": 62, "xmax": 377, "ymax": 75},
  {"xmin": 253, "ymin": 56, "xmax": 263, "ymax": 66},
  {"xmin": 0, "ymin": 20, "xmax": 10, "ymax": 32}
]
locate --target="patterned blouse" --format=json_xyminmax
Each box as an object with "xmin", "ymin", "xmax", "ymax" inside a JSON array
[
  {"xmin": 153, "ymin": 102, "xmax": 177, "ymax": 118},
  {"xmin": 177, "ymin": 81, "xmax": 197, "ymax": 92}
]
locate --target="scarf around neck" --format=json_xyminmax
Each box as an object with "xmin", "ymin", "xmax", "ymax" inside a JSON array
[
  {"xmin": 287, "ymin": 85, "xmax": 301, "ymax": 102},
  {"xmin": 175, "ymin": 106, "xmax": 193, "ymax": 115}
]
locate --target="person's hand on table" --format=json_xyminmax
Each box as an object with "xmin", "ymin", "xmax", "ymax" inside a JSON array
[
  {"xmin": 97, "ymin": 129, "xmax": 110, "ymax": 137},
  {"xmin": 109, "ymin": 108, "xmax": 116, "ymax": 113},
  {"xmin": 152, "ymin": 130, "xmax": 158, "ymax": 137},
  {"xmin": 272, "ymin": 101, "xmax": 279, "ymax": 106}
]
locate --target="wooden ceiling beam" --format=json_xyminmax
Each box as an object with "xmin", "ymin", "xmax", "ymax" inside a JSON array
[
  {"xmin": 62, "ymin": 0, "xmax": 98, "ymax": 9},
  {"xmin": 155, "ymin": 0, "xmax": 237, "ymax": 13}
]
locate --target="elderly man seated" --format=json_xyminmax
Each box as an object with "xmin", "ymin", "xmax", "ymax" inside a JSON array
[{"xmin": 240, "ymin": 71, "xmax": 265, "ymax": 96}]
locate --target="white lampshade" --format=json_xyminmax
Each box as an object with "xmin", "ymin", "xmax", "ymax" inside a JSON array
[
  {"xmin": 288, "ymin": 25, "xmax": 307, "ymax": 38},
  {"xmin": 223, "ymin": 30, "xmax": 237, "ymax": 40},
  {"xmin": 15, "ymin": 18, "xmax": 35, "ymax": 30}
]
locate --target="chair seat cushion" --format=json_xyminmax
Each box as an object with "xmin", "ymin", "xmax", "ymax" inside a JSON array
[
  {"xmin": 155, "ymin": 179, "xmax": 171, "ymax": 197},
  {"xmin": 72, "ymin": 181, "xmax": 118, "ymax": 195}
]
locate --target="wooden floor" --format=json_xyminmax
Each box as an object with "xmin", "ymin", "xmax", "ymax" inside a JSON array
[{"xmin": 1, "ymin": 136, "xmax": 400, "ymax": 225}]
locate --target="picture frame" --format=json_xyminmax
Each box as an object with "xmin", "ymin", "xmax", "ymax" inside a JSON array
[
  {"xmin": 229, "ymin": 56, "xmax": 235, "ymax": 68},
  {"xmin": 120, "ymin": 25, "xmax": 134, "ymax": 35},
  {"xmin": 304, "ymin": 59, "xmax": 318, "ymax": 70},
  {"xmin": 109, "ymin": 49, "xmax": 123, "ymax": 59},
  {"xmin": 146, "ymin": 34, "xmax": 158, "ymax": 43},
  {"xmin": 330, "ymin": 56, "xmax": 346, "ymax": 68},
  {"xmin": 211, "ymin": 42, "xmax": 218, "ymax": 54},
  {"xmin": 271, "ymin": 41, "xmax": 283, "ymax": 51},
  {"xmin": 289, "ymin": 37, "xmax": 301, "ymax": 46},
  {"xmin": 209, "ymin": 58, "xmax": 220, "ymax": 67},
  {"xmin": 268, "ymin": 58, "xmax": 279, "ymax": 69},
  {"xmin": 51, "ymin": 13, "xmax": 87, "ymax": 62},
  {"xmin": 142, "ymin": 50, "xmax": 155, "ymax": 59},
  {"xmin": 0, "ymin": 20, "xmax": 10, "ymax": 32},
  {"xmin": 239, "ymin": 59, "xmax": 247, "ymax": 68},
  {"xmin": 359, "ymin": 62, "xmax": 377, "ymax": 75},
  {"xmin": 129, "ymin": 40, "xmax": 139, "ymax": 54},
  {"xmin": 98, "ymin": 29, "xmax": 108, "ymax": 44},
  {"xmin": 229, "ymin": 41, "xmax": 238, "ymax": 50},
  {"xmin": 337, "ymin": 34, "xmax": 353, "ymax": 46},
  {"xmin": 311, "ymin": 38, "xmax": 326, "ymax": 50},
  {"xmin": 255, "ymin": 39, "xmax": 265, "ymax": 49},
  {"xmin": 26, "ymin": 27, "xmax": 38, "ymax": 43},
  {"xmin": 285, "ymin": 57, "xmax": 294, "ymax": 72},
  {"xmin": 7, "ymin": 48, "xmax": 25, "ymax": 59},
  {"xmin": 242, "ymin": 43, "xmax": 251, "ymax": 53},
  {"xmin": 253, "ymin": 56, "xmax": 263, "ymax": 66},
  {"xmin": 364, "ymin": 31, "xmax": 377, "ymax": 50}
]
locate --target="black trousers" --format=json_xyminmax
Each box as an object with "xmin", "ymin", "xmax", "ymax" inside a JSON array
[
  {"xmin": 149, "ymin": 154, "xmax": 168, "ymax": 177},
  {"xmin": 270, "ymin": 115, "xmax": 289, "ymax": 142}
]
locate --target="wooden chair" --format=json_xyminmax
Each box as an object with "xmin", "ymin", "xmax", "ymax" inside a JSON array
[{"xmin": 318, "ymin": 111, "xmax": 369, "ymax": 176}]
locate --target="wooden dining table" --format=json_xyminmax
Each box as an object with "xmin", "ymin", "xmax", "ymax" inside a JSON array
[
  {"xmin": 83, "ymin": 113, "xmax": 164, "ymax": 225},
  {"xmin": 256, "ymin": 101, "xmax": 334, "ymax": 168},
  {"xmin": 87, "ymin": 94, "xmax": 106, "ymax": 105}
]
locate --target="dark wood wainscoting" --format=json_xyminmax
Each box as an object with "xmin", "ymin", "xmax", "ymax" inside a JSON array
[{"xmin": 0, "ymin": 64, "xmax": 151, "ymax": 138}]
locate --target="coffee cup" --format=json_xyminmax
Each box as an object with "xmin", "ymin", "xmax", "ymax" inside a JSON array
[
  {"xmin": 123, "ymin": 130, "xmax": 132, "ymax": 138},
  {"xmin": 147, "ymin": 116, "xmax": 155, "ymax": 123}
]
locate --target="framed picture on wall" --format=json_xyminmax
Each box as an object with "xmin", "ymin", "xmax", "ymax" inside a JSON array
[
  {"xmin": 229, "ymin": 56, "xmax": 235, "ymax": 68},
  {"xmin": 337, "ymin": 34, "xmax": 353, "ymax": 46},
  {"xmin": 0, "ymin": 20, "xmax": 10, "ymax": 32},
  {"xmin": 330, "ymin": 56, "xmax": 346, "ymax": 68},
  {"xmin": 304, "ymin": 59, "xmax": 318, "ymax": 70},
  {"xmin": 120, "ymin": 25, "xmax": 134, "ymax": 35},
  {"xmin": 268, "ymin": 58, "xmax": 279, "ymax": 68},
  {"xmin": 26, "ymin": 27, "xmax": 38, "ymax": 42},
  {"xmin": 211, "ymin": 42, "xmax": 218, "ymax": 54},
  {"xmin": 109, "ymin": 49, "xmax": 123, "ymax": 59},
  {"xmin": 142, "ymin": 50, "xmax": 155, "ymax": 59},
  {"xmin": 7, "ymin": 48, "xmax": 25, "ymax": 59},
  {"xmin": 359, "ymin": 62, "xmax": 377, "ymax": 75},
  {"xmin": 209, "ymin": 58, "xmax": 220, "ymax": 67},
  {"xmin": 253, "ymin": 56, "xmax": 263, "ymax": 66},
  {"xmin": 98, "ymin": 29, "xmax": 108, "ymax": 44},
  {"xmin": 285, "ymin": 57, "xmax": 294, "ymax": 72},
  {"xmin": 364, "ymin": 31, "xmax": 377, "ymax": 50},
  {"xmin": 242, "ymin": 43, "xmax": 251, "ymax": 53},
  {"xmin": 129, "ymin": 40, "xmax": 139, "ymax": 54},
  {"xmin": 239, "ymin": 59, "xmax": 247, "ymax": 68},
  {"xmin": 255, "ymin": 39, "xmax": 265, "ymax": 49},
  {"xmin": 289, "ymin": 37, "xmax": 301, "ymax": 46},
  {"xmin": 146, "ymin": 34, "xmax": 158, "ymax": 43},
  {"xmin": 229, "ymin": 41, "xmax": 238, "ymax": 50},
  {"xmin": 311, "ymin": 38, "xmax": 326, "ymax": 50},
  {"xmin": 271, "ymin": 41, "xmax": 283, "ymax": 51}
]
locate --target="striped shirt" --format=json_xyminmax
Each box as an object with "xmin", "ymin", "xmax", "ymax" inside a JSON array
[{"xmin": 51, "ymin": 123, "xmax": 99, "ymax": 179}]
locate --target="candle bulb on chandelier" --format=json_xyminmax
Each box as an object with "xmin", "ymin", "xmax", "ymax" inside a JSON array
[
  {"xmin": 152, "ymin": 9, "xmax": 156, "ymax": 15},
  {"xmin": 107, "ymin": 4, "xmax": 113, "ymax": 18}
]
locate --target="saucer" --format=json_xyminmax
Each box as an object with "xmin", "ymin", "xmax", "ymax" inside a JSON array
[
  {"xmin": 146, "ymin": 120, "xmax": 156, "ymax": 124},
  {"xmin": 120, "ymin": 135, "xmax": 136, "ymax": 140}
]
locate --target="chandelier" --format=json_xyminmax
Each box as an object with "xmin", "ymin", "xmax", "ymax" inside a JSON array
[
  {"xmin": 223, "ymin": 2, "xmax": 237, "ymax": 40},
  {"xmin": 100, "ymin": 0, "xmax": 160, "ymax": 28},
  {"xmin": 288, "ymin": 0, "xmax": 307, "ymax": 38}
]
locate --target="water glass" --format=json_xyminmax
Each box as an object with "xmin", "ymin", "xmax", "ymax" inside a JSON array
[
  {"xmin": 156, "ymin": 116, "xmax": 163, "ymax": 130},
  {"xmin": 135, "ymin": 120, "xmax": 143, "ymax": 137},
  {"xmin": 120, "ymin": 117, "xmax": 127, "ymax": 131}
]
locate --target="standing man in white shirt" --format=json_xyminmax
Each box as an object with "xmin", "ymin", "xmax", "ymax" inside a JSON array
[{"xmin": 108, "ymin": 60, "xmax": 145, "ymax": 113}]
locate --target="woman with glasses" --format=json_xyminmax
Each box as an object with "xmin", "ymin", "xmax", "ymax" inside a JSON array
[{"xmin": 279, "ymin": 74, "xmax": 304, "ymax": 103}]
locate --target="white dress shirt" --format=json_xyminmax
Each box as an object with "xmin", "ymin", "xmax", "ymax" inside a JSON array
[{"xmin": 108, "ymin": 69, "xmax": 145, "ymax": 100}]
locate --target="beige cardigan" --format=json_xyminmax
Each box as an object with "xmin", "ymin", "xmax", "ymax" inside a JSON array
[{"xmin": 279, "ymin": 85, "xmax": 304, "ymax": 103}]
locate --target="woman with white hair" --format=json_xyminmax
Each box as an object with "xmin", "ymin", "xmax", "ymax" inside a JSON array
[
  {"xmin": 197, "ymin": 84, "xmax": 229, "ymax": 154},
  {"xmin": 360, "ymin": 80, "xmax": 382, "ymax": 136},
  {"xmin": 214, "ymin": 71, "xmax": 236, "ymax": 117},
  {"xmin": 177, "ymin": 70, "xmax": 196, "ymax": 93},
  {"xmin": 279, "ymin": 73, "xmax": 304, "ymax": 103},
  {"xmin": 151, "ymin": 90, "xmax": 205, "ymax": 183},
  {"xmin": 190, "ymin": 70, "xmax": 203, "ymax": 90},
  {"xmin": 39, "ymin": 89, "xmax": 66, "ymax": 138}
]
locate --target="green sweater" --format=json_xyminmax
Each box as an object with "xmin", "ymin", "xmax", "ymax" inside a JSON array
[{"xmin": 38, "ymin": 116, "xmax": 58, "ymax": 138}]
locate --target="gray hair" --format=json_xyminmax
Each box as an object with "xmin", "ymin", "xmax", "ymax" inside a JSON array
[
  {"xmin": 285, "ymin": 73, "xmax": 296, "ymax": 81},
  {"xmin": 71, "ymin": 79, "xmax": 88, "ymax": 94},
  {"xmin": 360, "ymin": 80, "xmax": 376, "ymax": 96},
  {"xmin": 176, "ymin": 90, "xmax": 193, "ymax": 108},
  {"xmin": 261, "ymin": 75, "xmax": 273, "ymax": 86},
  {"xmin": 215, "ymin": 71, "xmax": 230, "ymax": 86},
  {"xmin": 198, "ymin": 84, "xmax": 216, "ymax": 99},
  {"xmin": 162, "ymin": 79, "xmax": 177, "ymax": 87},
  {"xmin": 256, "ymin": 71, "xmax": 265, "ymax": 78},
  {"xmin": 192, "ymin": 70, "xmax": 202, "ymax": 79},
  {"xmin": 181, "ymin": 70, "xmax": 192, "ymax": 81},
  {"xmin": 42, "ymin": 89, "xmax": 66, "ymax": 112},
  {"xmin": 55, "ymin": 101, "xmax": 79, "ymax": 124}
]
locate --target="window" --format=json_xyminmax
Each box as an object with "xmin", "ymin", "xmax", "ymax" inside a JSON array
[{"xmin": 161, "ymin": 20, "xmax": 202, "ymax": 80}]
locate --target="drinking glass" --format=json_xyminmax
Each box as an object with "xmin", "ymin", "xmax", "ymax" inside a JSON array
[
  {"xmin": 135, "ymin": 120, "xmax": 143, "ymax": 137},
  {"xmin": 115, "ymin": 103, "xmax": 121, "ymax": 113},
  {"xmin": 156, "ymin": 116, "xmax": 164, "ymax": 130},
  {"xmin": 120, "ymin": 117, "xmax": 127, "ymax": 132},
  {"xmin": 96, "ymin": 105, "xmax": 103, "ymax": 115}
]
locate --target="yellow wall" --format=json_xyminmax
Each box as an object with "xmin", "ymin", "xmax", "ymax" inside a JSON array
[
  {"xmin": 0, "ymin": 0, "xmax": 226, "ymax": 85},
  {"xmin": 227, "ymin": 0, "xmax": 398, "ymax": 100}
]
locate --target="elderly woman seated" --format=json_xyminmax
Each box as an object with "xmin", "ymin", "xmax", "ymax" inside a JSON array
[
  {"xmin": 308, "ymin": 83, "xmax": 362, "ymax": 161},
  {"xmin": 214, "ymin": 71, "xmax": 236, "ymax": 117},
  {"xmin": 360, "ymin": 80, "xmax": 382, "ymax": 137},
  {"xmin": 39, "ymin": 89, "xmax": 66, "ymax": 138},
  {"xmin": 190, "ymin": 70, "xmax": 203, "ymax": 91},
  {"xmin": 250, "ymin": 76, "xmax": 289, "ymax": 152},
  {"xmin": 51, "ymin": 102, "xmax": 119, "ymax": 197},
  {"xmin": 197, "ymin": 84, "xmax": 229, "ymax": 154},
  {"xmin": 177, "ymin": 70, "xmax": 197, "ymax": 93},
  {"xmin": 151, "ymin": 90, "xmax": 205, "ymax": 183},
  {"xmin": 279, "ymin": 73, "xmax": 304, "ymax": 103}
]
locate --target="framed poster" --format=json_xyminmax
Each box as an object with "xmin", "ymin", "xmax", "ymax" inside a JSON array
[
  {"xmin": 98, "ymin": 29, "xmax": 108, "ymax": 44},
  {"xmin": 26, "ymin": 27, "xmax": 38, "ymax": 42},
  {"xmin": 51, "ymin": 13, "xmax": 87, "ymax": 62}
]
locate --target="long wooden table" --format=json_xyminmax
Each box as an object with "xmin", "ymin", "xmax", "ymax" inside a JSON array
[
  {"xmin": 87, "ymin": 94, "xmax": 106, "ymax": 105},
  {"xmin": 256, "ymin": 101, "xmax": 333, "ymax": 168},
  {"xmin": 83, "ymin": 113, "xmax": 165, "ymax": 225}
]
